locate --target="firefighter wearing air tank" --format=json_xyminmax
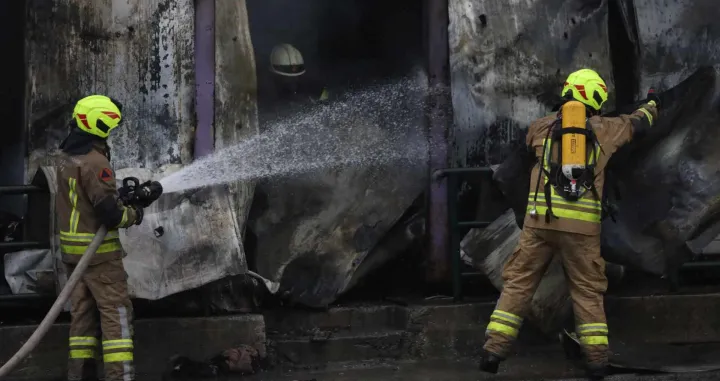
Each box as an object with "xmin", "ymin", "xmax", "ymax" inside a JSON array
[
  {"xmin": 479, "ymin": 69, "xmax": 659, "ymax": 380},
  {"xmin": 56, "ymin": 95, "xmax": 163, "ymax": 381}
]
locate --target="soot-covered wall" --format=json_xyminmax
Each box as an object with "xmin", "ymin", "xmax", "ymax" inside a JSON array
[{"xmin": 25, "ymin": 0, "xmax": 195, "ymax": 176}]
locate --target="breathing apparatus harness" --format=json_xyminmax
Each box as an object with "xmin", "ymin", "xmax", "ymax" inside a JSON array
[{"xmin": 529, "ymin": 101, "xmax": 607, "ymax": 223}]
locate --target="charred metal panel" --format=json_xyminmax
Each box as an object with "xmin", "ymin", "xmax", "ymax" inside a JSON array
[
  {"xmin": 25, "ymin": 0, "xmax": 195, "ymax": 175},
  {"xmin": 448, "ymin": 0, "xmax": 612, "ymax": 166},
  {"xmin": 116, "ymin": 166, "xmax": 248, "ymax": 300},
  {"xmin": 634, "ymin": 0, "xmax": 720, "ymax": 94}
]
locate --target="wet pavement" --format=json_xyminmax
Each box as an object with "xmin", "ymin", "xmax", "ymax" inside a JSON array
[
  {"xmin": 233, "ymin": 354, "xmax": 720, "ymax": 381},
  {"xmin": 238, "ymin": 361, "xmax": 720, "ymax": 381},
  {"xmin": 14, "ymin": 359, "xmax": 720, "ymax": 381}
]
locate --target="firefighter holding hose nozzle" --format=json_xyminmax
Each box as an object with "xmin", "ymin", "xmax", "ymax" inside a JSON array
[
  {"xmin": 478, "ymin": 70, "xmax": 659, "ymax": 380},
  {"xmin": 56, "ymin": 95, "xmax": 163, "ymax": 381}
]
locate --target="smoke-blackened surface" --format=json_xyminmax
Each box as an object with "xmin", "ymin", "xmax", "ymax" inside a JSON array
[{"xmin": 25, "ymin": 0, "xmax": 195, "ymax": 175}]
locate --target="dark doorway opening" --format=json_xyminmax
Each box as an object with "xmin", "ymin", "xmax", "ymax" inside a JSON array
[
  {"xmin": 246, "ymin": 0, "xmax": 425, "ymax": 122},
  {"xmin": 0, "ymin": 1, "xmax": 27, "ymax": 296}
]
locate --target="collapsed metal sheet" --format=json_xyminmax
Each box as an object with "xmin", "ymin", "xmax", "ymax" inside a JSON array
[
  {"xmin": 600, "ymin": 67, "xmax": 720, "ymax": 275},
  {"xmin": 634, "ymin": 0, "xmax": 720, "ymax": 96},
  {"xmin": 448, "ymin": 0, "xmax": 612, "ymax": 166},
  {"xmin": 250, "ymin": 80, "xmax": 428, "ymax": 308},
  {"xmin": 251, "ymin": 158, "xmax": 427, "ymax": 308},
  {"xmin": 116, "ymin": 167, "xmax": 247, "ymax": 300}
]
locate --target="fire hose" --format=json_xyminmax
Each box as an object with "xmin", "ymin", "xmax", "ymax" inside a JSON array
[{"xmin": 0, "ymin": 226, "xmax": 108, "ymax": 379}]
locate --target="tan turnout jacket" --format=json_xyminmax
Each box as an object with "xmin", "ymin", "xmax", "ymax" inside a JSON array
[{"xmin": 56, "ymin": 143, "xmax": 137, "ymax": 265}]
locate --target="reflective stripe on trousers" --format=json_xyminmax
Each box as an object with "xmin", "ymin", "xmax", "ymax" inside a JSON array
[
  {"xmin": 100, "ymin": 305, "xmax": 135, "ymax": 381},
  {"xmin": 578, "ymin": 323, "xmax": 609, "ymax": 345},
  {"xmin": 69, "ymin": 336, "xmax": 98, "ymax": 359},
  {"xmin": 486, "ymin": 309, "xmax": 524, "ymax": 338}
]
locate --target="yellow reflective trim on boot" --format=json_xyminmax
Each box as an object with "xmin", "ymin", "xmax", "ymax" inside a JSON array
[
  {"xmin": 104, "ymin": 352, "xmax": 133, "ymax": 362},
  {"xmin": 103, "ymin": 339, "xmax": 134, "ymax": 350},
  {"xmin": 578, "ymin": 323, "xmax": 609, "ymax": 334},
  {"xmin": 69, "ymin": 349, "xmax": 95, "ymax": 359},
  {"xmin": 580, "ymin": 335, "xmax": 609, "ymax": 345},
  {"xmin": 486, "ymin": 321, "xmax": 519, "ymax": 338},
  {"xmin": 491, "ymin": 310, "xmax": 523, "ymax": 325},
  {"xmin": 69, "ymin": 336, "xmax": 99, "ymax": 346}
]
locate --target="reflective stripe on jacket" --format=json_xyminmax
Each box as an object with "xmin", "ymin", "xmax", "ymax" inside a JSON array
[{"xmin": 56, "ymin": 144, "xmax": 136, "ymax": 265}]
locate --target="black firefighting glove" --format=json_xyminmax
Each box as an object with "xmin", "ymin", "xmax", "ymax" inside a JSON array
[{"xmin": 645, "ymin": 88, "xmax": 660, "ymax": 108}]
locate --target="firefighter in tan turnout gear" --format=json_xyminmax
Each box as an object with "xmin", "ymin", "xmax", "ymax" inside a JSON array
[
  {"xmin": 479, "ymin": 69, "xmax": 659, "ymax": 380},
  {"xmin": 56, "ymin": 95, "xmax": 163, "ymax": 381}
]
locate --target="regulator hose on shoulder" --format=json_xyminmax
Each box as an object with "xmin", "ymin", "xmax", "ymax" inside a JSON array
[{"xmin": 0, "ymin": 226, "xmax": 108, "ymax": 379}]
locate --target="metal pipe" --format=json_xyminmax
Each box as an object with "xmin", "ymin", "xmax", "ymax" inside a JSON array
[
  {"xmin": 457, "ymin": 221, "xmax": 492, "ymax": 229},
  {"xmin": 0, "ymin": 185, "xmax": 45, "ymax": 195},
  {"xmin": 426, "ymin": 0, "xmax": 452, "ymax": 283},
  {"xmin": 0, "ymin": 293, "xmax": 46, "ymax": 301},
  {"xmin": 0, "ymin": 241, "xmax": 44, "ymax": 249},
  {"xmin": 433, "ymin": 167, "xmax": 493, "ymax": 180},
  {"xmin": 193, "ymin": 0, "xmax": 216, "ymax": 159},
  {"xmin": 0, "ymin": 226, "xmax": 108, "ymax": 379},
  {"xmin": 680, "ymin": 260, "xmax": 720, "ymax": 269}
]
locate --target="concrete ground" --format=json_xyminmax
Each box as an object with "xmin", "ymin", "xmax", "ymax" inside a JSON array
[
  {"xmin": 223, "ymin": 360, "xmax": 720, "ymax": 381},
  {"xmin": 165, "ymin": 349, "xmax": 720, "ymax": 381}
]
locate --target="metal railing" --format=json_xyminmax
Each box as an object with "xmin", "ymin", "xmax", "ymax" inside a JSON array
[{"xmin": 433, "ymin": 167, "xmax": 494, "ymax": 301}]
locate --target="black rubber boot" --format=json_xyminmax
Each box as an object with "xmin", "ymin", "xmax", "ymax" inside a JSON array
[
  {"xmin": 585, "ymin": 363, "xmax": 607, "ymax": 380},
  {"xmin": 478, "ymin": 350, "xmax": 503, "ymax": 374}
]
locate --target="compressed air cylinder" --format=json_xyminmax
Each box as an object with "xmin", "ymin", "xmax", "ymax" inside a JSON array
[{"xmin": 561, "ymin": 100, "xmax": 587, "ymax": 180}]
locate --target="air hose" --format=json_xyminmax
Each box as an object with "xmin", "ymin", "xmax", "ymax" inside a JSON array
[{"xmin": 0, "ymin": 226, "xmax": 108, "ymax": 379}]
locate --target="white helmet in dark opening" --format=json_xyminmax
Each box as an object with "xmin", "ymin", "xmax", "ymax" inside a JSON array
[{"xmin": 270, "ymin": 43, "xmax": 305, "ymax": 77}]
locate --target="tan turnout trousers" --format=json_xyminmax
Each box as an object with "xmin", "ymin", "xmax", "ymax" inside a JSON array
[
  {"xmin": 65, "ymin": 259, "xmax": 135, "ymax": 381},
  {"xmin": 483, "ymin": 227, "xmax": 608, "ymax": 365}
]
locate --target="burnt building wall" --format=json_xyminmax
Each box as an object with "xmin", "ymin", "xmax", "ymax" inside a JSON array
[{"xmin": 25, "ymin": 0, "xmax": 196, "ymax": 175}]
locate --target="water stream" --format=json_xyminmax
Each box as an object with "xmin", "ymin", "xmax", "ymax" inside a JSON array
[{"xmin": 160, "ymin": 75, "xmax": 431, "ymax": 193}]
